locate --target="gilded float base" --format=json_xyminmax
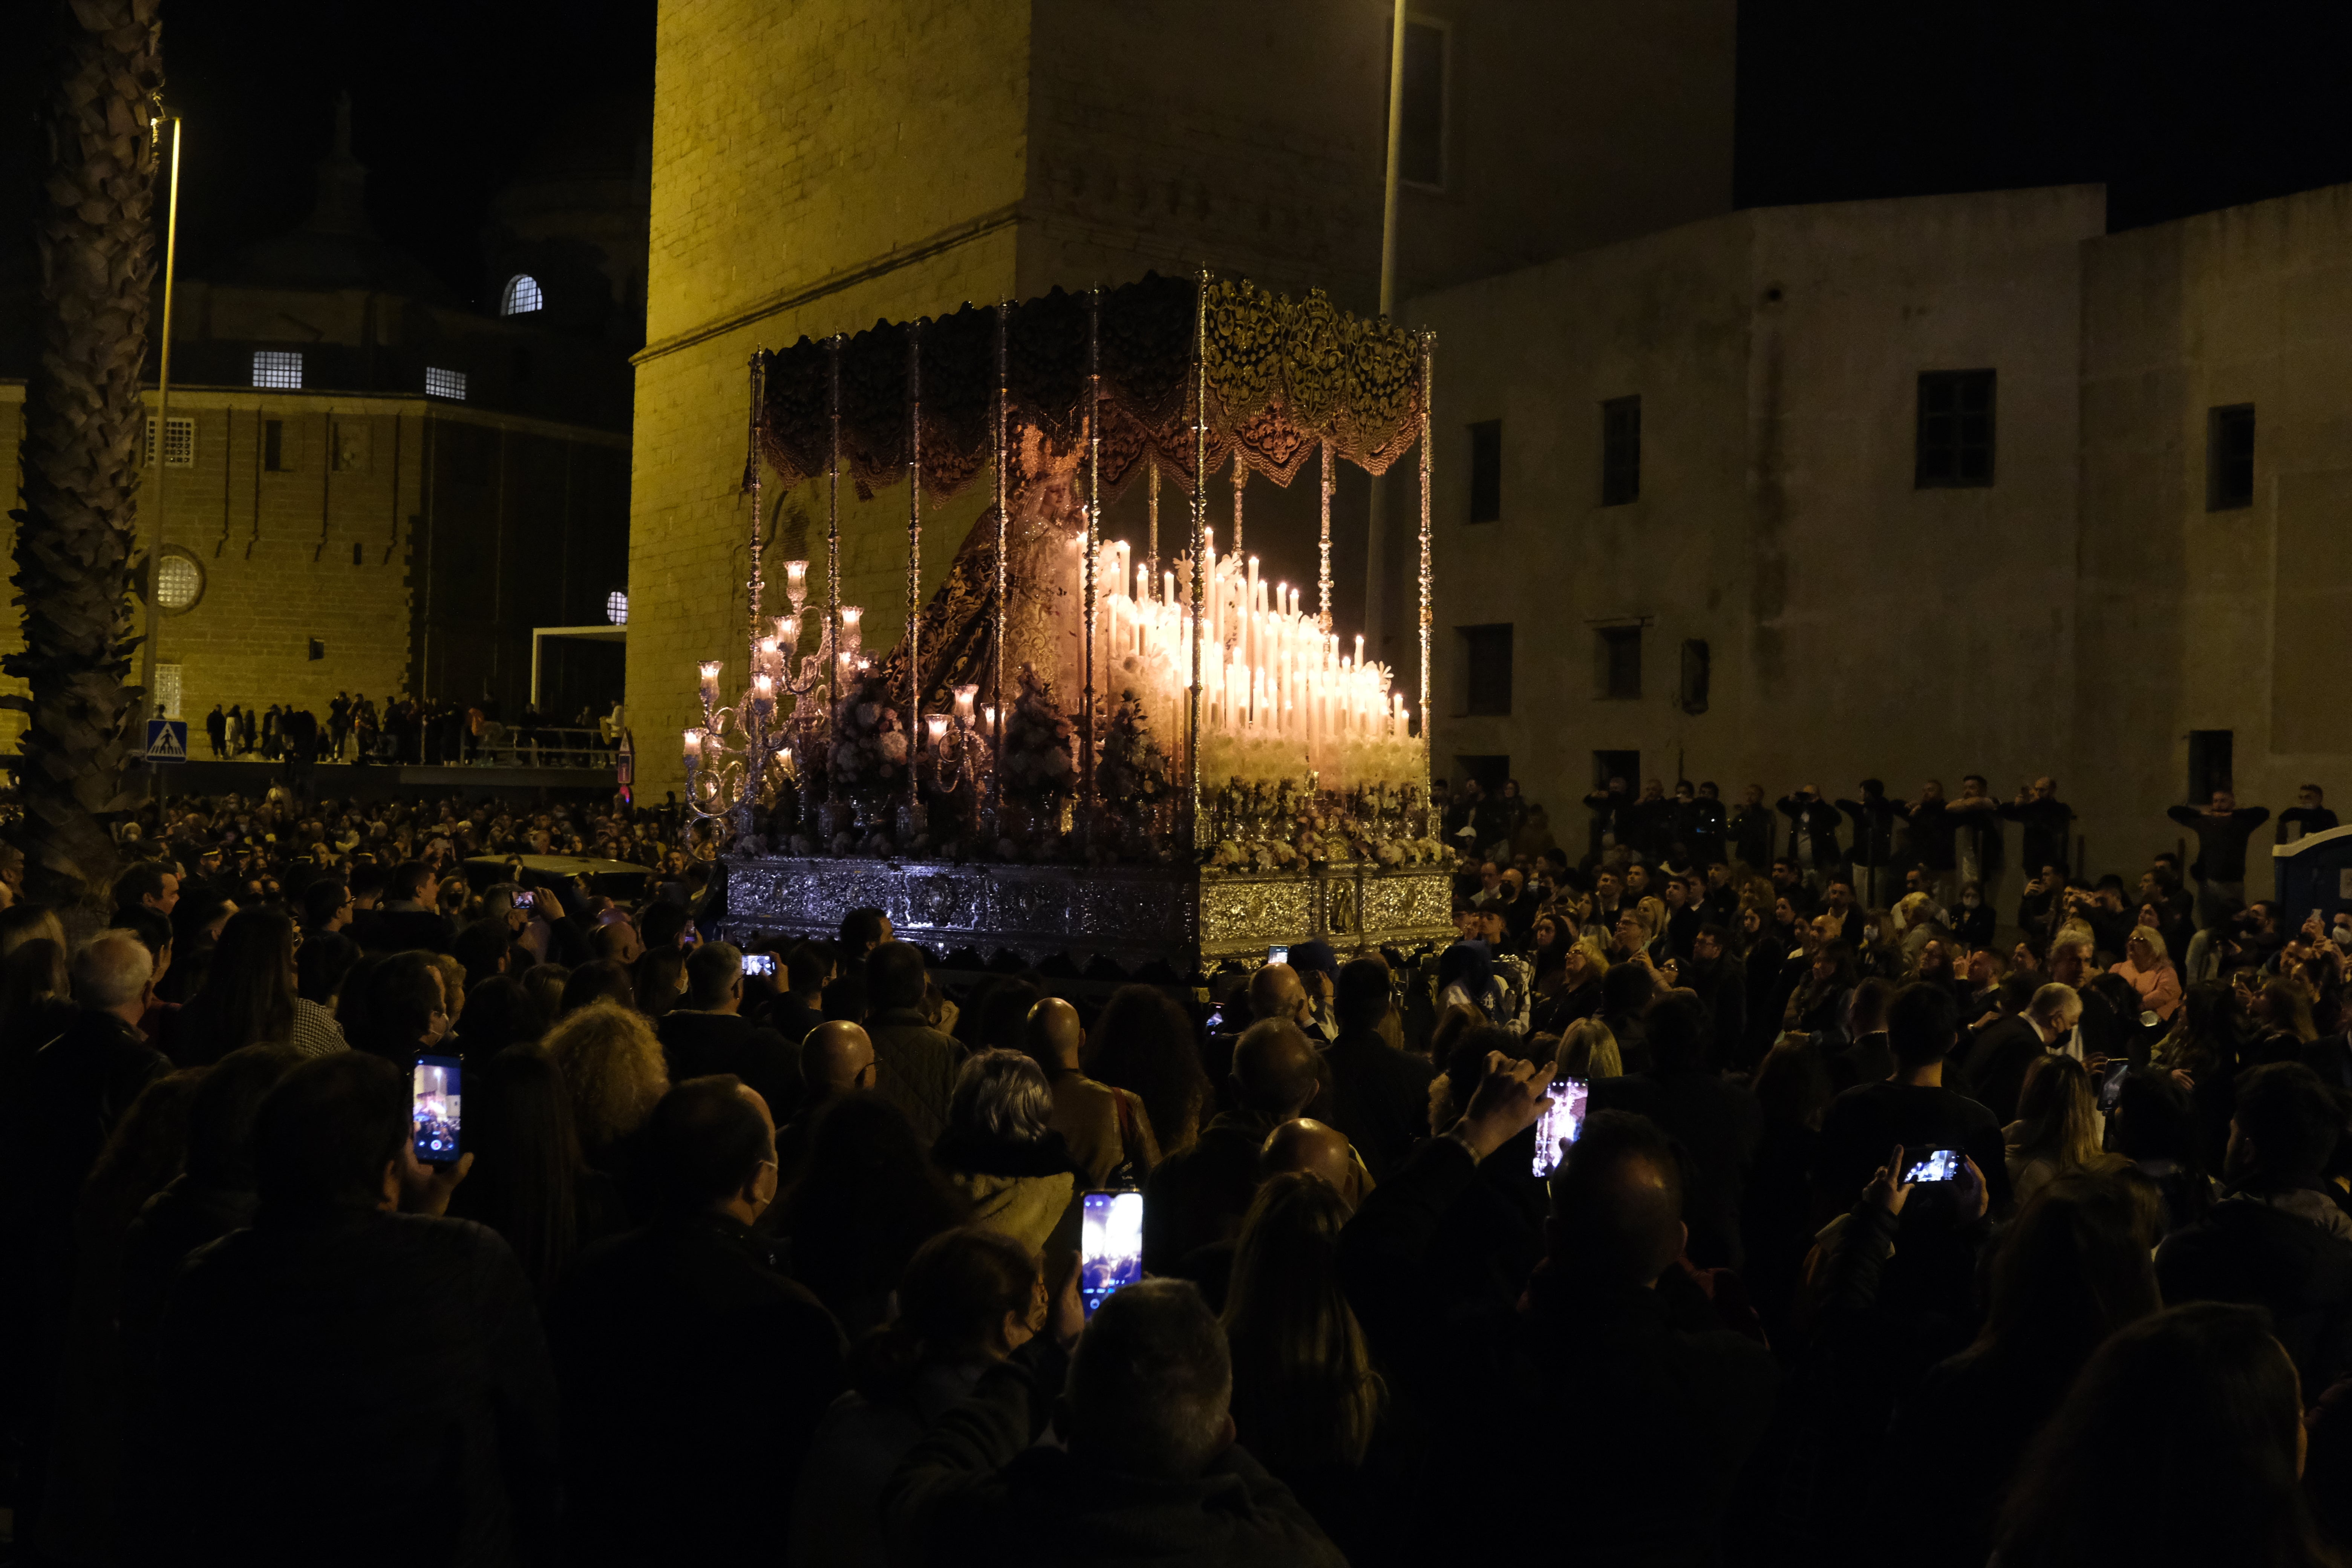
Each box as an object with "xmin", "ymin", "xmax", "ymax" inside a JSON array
[{"xmin": 720, "ymin": 857, "xmax": 1455, "ymax": 969}]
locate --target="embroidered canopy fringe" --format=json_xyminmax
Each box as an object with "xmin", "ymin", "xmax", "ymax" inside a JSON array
[{"xmin": 754, "ymin": 271, "xmax": 1422, "ymax": 503}]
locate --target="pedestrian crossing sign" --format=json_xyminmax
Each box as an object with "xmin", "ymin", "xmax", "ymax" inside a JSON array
[{"xmin": 144, "ymin": 718, "xmax": 188, "ymax": 764}]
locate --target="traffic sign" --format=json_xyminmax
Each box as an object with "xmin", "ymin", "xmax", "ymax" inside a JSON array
[{"xmin": 144, "ymin": 718, "xmax": 188, "ymax": 764}]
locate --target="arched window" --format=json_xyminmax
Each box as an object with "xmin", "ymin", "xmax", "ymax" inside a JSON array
[{"xmin": 501, "ymin": 274, "xmax": 544, "ymax": 315}]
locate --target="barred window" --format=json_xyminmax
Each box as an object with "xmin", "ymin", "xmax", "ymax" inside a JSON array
[
  {"xmin": 425, "ymin": 366, "xmax": 468, "ymax": 401},
  {"xmin": 145, "ymin": 415, "xmax": 195, "ymax": 467},
  {"xmin": 501, "ymin": 274, "xmax": 544, "ymax": 315},
  {"xmin": 252, "ymin": 351, "xmax": 303, "ymax": 390}
]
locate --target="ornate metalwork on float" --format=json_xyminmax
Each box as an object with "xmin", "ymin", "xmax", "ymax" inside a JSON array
[{"xmin": 689, "ymin": 271, "xmax": 1456, "ymax": 967}]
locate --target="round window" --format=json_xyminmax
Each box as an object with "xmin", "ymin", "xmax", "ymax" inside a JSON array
[{"xmin": 156, "ymin": 550, "xmax": 204, "ymax": 614}]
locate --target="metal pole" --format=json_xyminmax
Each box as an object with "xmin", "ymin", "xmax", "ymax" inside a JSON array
[
  {"xmin": 1084, "ymin": 286, "xmax": 1101, "ymax": 816},
  {"xmin": 907, "ymin": 320, "xmax": 922, "ymax": 826},
  {"xmin": 746, "ymin": 353, "xmax": 764, "ymax": 662},
  {"xmin": 1188, "ymin": 271, "xmax": 1210, "ymax": 850},
  {"xmin": 992, "ymin": 303, "xmax": 1009, "ymax": 825},
  {"xmin": 139, "ymin": 113, "xmax": 183, "ymax": 714},
  {"xmin": 827, "ymin": 335, "xmax": 842, "ymax": 721},
  {"xmin": 1317, "ymin": 439, "xmax": 1332, "ymax": 633},
  {"xmin": 1146, "ymin": 461, "xmax": 1159, "ymax": 579},
  {"xmin": 1417, "ymin": 330, "xmax": 1434, "ymax": 747},
  {"xmin": 1380, "ymin": 0, "xmax": 1408, "ymax": 319}
]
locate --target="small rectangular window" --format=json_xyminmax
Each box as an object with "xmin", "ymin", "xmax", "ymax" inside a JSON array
[
  {"xmin": 1916, "ymin": 369, "xmax": 1996, "ymax": 487},
  {"xmin": 1597, "ymin": 625, "xmax": 1643, "ymax": 700},
  {"xmin": 1601, "ymin": 395, "xmax": 1642, "ymax": 506},
  {"xmin": 1467, "ymin": 419, "xmax": 1501, "ymax": 523},
  {"xmin": 153, "ymin": 662, "xmax": 182, "ymax": 718},
  {"xmin": 145, "ymin": 415, "xmax": 194, "ymax": 468},
  {"xmin": 2207, "ymin": 404, "xmax": 2255, "ymax": 511},
  {"xmin": 1459, "ymin": 624, "xmax": 1513, "ymax": 716},
  {"xmin": 1398, "ymin": 19, "xmax": 1447, "ymax": 188},
  {"xmin": 264, "ymin": 419, "xmax": 289, "ymax": 473},
  {"xmin": 424, "ymin": 366, "xmax": 468, "ymax": 402},
  {"xmin": 1678, "ymin": 638, "xmax": 1711, "ymax": 715},
  {"xmin": 252, "ymin": 350, "xmax": 303, "ymax": 390}
]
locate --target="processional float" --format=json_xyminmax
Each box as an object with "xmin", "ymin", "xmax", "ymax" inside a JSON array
[{"xmin": 684, "ymin": 271, "xmax": 1453, "ymax": 971}]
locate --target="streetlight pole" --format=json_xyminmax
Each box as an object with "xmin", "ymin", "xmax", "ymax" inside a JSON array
[{"xmin": 139, "ymin": 108, "xmax": 182, "ymax": 722}]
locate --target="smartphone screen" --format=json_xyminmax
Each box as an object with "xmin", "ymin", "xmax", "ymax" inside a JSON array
[
  {"xmin": 2098, "ymin": 1060, "xmax": 2130, "ymax": 1113},
  {"xmin": 1080, "ymin": 1190, "xmax": 1144, "ymax": 1319},
  {"xmin": 513, "ymin": 888, "xmax": 535, "ymax": 910},
  {"xmin": 1901, "ymin": 1148, "xmax": 1962, "ymax": 1183},
  {"xmin": 412, "ymin": 1055, "xmax": 462, "ymax": 1167},
  {"xmin": 1266, "ymin": 944, "xmax": 1289, "ymax": 965},
  {"xmin": 742, "ymin": 952, "xmax": 776, "ymax": 977},
  {"xmin": 1531, "ymin": 1076, "xmax": 1591, "ymax": 1179}
]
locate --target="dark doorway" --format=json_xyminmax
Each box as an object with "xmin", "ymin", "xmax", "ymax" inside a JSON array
[{"xmin": 2187, "ymin": 729, "xmax": 2234, "ymax": 803}]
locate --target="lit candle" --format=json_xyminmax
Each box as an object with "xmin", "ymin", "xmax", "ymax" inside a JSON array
[
  {"xmin": 952, "ymin": 684, "xmax": 977, "ymax": 724},
  {"xmin": 698, "ymin": 661, "xmax": 722, "ymax": 698},
  {"xmin": 783, "ymin": 559, "xmax": 809, "ymax": 604},
  {"xmin": 752, "ymin": 672, "xmax": 775, "ymax": 704},
  {"xmin": 683, "ymin": 727, "xmax": 703, "ymax": 761},
  {"xmin": 983, "ymin": 704, "xmax": 998, "ymax": 732},
  {"xmin": 925, "ymin": 714, "xmax": 949, "ymax": 746},
  {"xmin": 839, "ymin": 605, "xmax": 863, "ymax": 654},
  {"xmin": 778, "ymin": 614, "xmax": 800, "ymax": 648}
]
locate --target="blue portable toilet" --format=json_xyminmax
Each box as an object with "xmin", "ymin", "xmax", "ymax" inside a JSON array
[{"xmin": 2272, "ymin": 824, "xmax": 2352, "ymax": 935}]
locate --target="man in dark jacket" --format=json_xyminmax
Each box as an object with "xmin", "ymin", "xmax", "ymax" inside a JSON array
[
  {"xmin": 149, "ymin": 1052, "xmax": 559, "ymax": 1566},
  {"xmin": 2167, "ymin": 789, "xmax": 2272, "ymax": 931},
  {"xmin": 657, "ymin": 940, "xmax": 800, "ymax": 1124},
  {"xmin": 2156, "ymin": 1061, "xmax": 2352, "ymax": 1394},
  {"xmin": 12, "ymin": 934, "xmax": 169, "ymax": 1267},
  {"xmin": 552, "ymin": 1075, "xmax": 847, "ymax": 1566},
  {"xmin": 1955, "ymin": 981, "xmax": 2080, "ymax": 1125},
  {"xmin": 1590, "ymin": 991, "xmax": 1762, "ymax": 1268},
  {"xmin": 1999, "ymin": 775, "xmax": 2074, "ymax": 879},
  {"xmin": 862, "ymin": 941, "xmax": 963, "ymax": 1144},
  {"xmin": 1306, "ymin": 957, "xmax": 1433, "ymax": 1183},
  {"xmin": 884, "ymin": 1278, "xmax": 1342, "ymax": 1568},
  {"xmin": 349, "ymin": 859, "xmax": 454, "ymax": 953},
  {"xmin": 1816, "ymin": 983, "xmax": 2011, "ymax": 1220},
  {"xmin": 1144, "ymin": 1020, "xmax": 1320, "ymax": 1274},
  {"xmin": 1340, "ymin": 1058, "xmax": 1780, "ymax": 1567}
]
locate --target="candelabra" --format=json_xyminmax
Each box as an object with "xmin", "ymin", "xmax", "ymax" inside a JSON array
[
  {"xmin": 682, "ymin": 559, "xmax": 853, "ymax": 848},
  {"xmin": 921, "ymin": 683, "xmax": 994, "ymax": 798}
]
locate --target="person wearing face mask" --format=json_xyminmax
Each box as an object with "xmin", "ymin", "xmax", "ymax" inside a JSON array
[
  {"xmin": 551, "ymin": 1076, "xmax": 845, "ymax": 1568},
  {"xmin": 1951, "ymin": 879, "xmax": 1995, "ymax": 947}
]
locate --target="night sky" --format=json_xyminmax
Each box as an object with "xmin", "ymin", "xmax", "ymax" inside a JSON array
[{"xmin": 4, "ymin": 2, "xmax": 2352, "ymax": 312}]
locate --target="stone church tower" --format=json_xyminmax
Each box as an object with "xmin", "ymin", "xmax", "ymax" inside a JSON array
[{"xmin": 628, "ymin": 0, "xmax": 1735, "ymax": 793}]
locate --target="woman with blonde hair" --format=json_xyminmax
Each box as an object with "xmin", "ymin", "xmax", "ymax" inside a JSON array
[
  {"xmin": 2111, "ymin": 926, "xmax": 2182, "ymax": 1022},
  {"xmin": 1532, "ymin": 934, "xmax": 1609, "ymax": 1034},
  {"xmin": 2004, "ymin": 1054, "xmax": 2128, "ymax": 1205},
  {"xmin": 1555, "ymin": 1017, "xmax": 1623, "ymax": 1081},
  {"xmin": 542, "ymin": 999, "xmax": 669, "ymax": 1170}
]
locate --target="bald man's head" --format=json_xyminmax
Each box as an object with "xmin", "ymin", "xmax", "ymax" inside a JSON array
[
  {"xmin": 1247, "ymin": 962, "xmax": 1308, "ymax": 1027},
  {"xmin": 1546, "ymin": 1110, "xmax": 1686, "ymax": 1286},
  {"xmin": 1260, "ymin": 1118, "xmax": 1364, "ymax": 1212},
  {"xmin": 1232, "ymin": 1018, "xmax": 1320, "ymax": 1119},
  {"xmin": 800, "ymin": 1021, "xmax": 875, "ymax": 1098},
  {"xmin": 1023, "ymin": 996, "xmax": 1084, "ymax": 1072}
]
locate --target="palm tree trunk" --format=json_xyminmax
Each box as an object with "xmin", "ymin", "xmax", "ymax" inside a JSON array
[{"xmin": 5, "ymin": 0, "xmax": 164, "ymax": 903}]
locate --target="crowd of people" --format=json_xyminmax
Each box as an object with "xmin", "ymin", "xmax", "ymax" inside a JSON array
[
  {"xmin": 0, "ymin": 761, "xmax": 2348, "ymax": 1566},
  {"xmin": 196, "ymin": 695, "xmax": 625, "ymax": 769}
]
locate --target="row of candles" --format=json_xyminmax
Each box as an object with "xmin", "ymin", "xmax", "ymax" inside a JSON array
[
  {"xmin": 680, "ymin": 531, "xmax": 1423, "ymax": 790},
  {"xmin": 1075, "ymin": 530, "xmax": 1416, "ymax": 769}
]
